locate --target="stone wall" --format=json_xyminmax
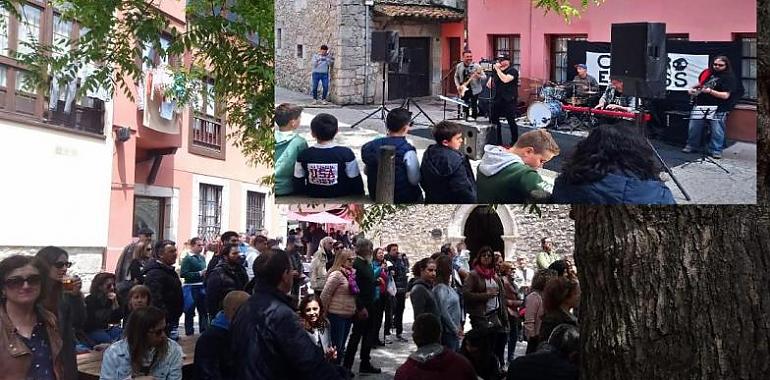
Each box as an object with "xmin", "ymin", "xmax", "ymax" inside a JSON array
[
  {"xmin": 366, "ymin": 204, "xmax": 574, "ymax": 265},
  {"xmin": 276, "ymin": 0, "xmax": 460, "ymax": 105},
  {"xmin": 0, "ymin": 246, "xmax": 105, "ymax": 292}
]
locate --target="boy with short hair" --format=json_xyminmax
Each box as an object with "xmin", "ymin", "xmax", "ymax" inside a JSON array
[
  {"xmin": 420, "ymin": 121, "xmax": 476, "ymax": 203},
  {"xmin": 361, "ymin": 107, "xmax": 423, "ymax": 203},
  {"xmin": 476, "ymin": 129, "xmax": 560, "ymax": 203},
  {"xmin": 294, "ymin": 113, "xmax": 364, "ymax": 198},
  {"xmin": 274, "ymin": 103, "xmax": 308, "ymax": 195}
]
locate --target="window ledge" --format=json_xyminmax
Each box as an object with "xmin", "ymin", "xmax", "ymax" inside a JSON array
[{"xmin": 0, "ymin": 110, "xmax": 106, "ymax": 140}]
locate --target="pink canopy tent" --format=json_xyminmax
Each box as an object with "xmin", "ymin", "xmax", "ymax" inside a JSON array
[{"xmin": 286, "ymin": 210, "xmax": 352, "ymax": 225}]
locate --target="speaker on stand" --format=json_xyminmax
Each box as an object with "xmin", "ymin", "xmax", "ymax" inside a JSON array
[{"xmin": 351, "ymin": 31, "xmax": 400, "ymax": 128}]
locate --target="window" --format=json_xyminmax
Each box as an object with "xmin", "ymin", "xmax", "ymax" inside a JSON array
[
  {"xmin": 246, "ymin": 191, "xmax": 265, "ymax": 235},
  {"xmin": 490, "ymin": 35, "xmax": 520, "ymax": 72},
  {"xmin": 550, "ymin": 35, "xmax": 587, "ymax": 83},
  {"xmin": 297, "ymin": 44, "xmax": 303, "ymax": 59},
  {"xmin": 133, "ymin": 196, "xmax": 166, "ymax": 239},
  {"xmin": 198, "ymin": 184, "xmax": 223, "ymax": 242},
  {"xmin": 738, "ymin": 35, "xmax": 756, "ymax": 101},
  {"xmin": 189, "ymin": 78, "xmax": 225, "ymax": 159},
  {"xmin": 0, "ymin": 1, "xmax": 104, "ymax": 134}
]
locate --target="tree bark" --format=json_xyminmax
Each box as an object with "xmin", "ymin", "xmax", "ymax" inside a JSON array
[
  {"xmin": 573, "ymin": 205, "xmax": 770, "ymax": 380},
  {"xmin": 758, "ymin": 0, "xmax": 769, "ymax": 203}
]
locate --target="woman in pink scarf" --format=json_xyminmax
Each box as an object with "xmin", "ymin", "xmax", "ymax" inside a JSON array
[{"xmin": 319, "ymin": 249, "xmax": 358, "ymax": 365}]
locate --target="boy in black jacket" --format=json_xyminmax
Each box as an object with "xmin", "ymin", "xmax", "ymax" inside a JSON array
[
  {"xmin": 294, "ymin": 113, "xmax": 365, "ymax": 198},
  {"xmin": 420, "ymin": 121, "xmax": 477, "ymax": 203}
]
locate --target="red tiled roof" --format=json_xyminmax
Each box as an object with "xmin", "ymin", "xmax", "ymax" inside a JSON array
[{"xmin": 373, "ymin": 5, "xmax": 465, "ymax": 21}]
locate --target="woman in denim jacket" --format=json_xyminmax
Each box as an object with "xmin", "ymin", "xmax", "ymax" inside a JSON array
[{"xmin": 100, "ymin": 306, "xmax": 183, "ymax": 380}]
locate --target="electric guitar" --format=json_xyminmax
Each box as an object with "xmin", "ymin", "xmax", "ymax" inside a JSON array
[
  {"xmin": 690, "ymin": 73, "xmax": 718, "ymax": 105},
  {"xmin": 457, "ymin": 67, "xmax": 484, "ymax": 97}
]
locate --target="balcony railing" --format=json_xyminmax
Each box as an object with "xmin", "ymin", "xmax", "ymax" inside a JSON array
[{"xmin": 190, "ymin": 112, "xmax": 225, "ymax": 159}]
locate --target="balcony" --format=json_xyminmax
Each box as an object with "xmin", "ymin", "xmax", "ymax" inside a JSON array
[{"xmin": 189, "ymin": 112, "xmax": 225, "ymax": 159}]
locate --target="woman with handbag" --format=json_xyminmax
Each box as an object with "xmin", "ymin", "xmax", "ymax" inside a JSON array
[
  {"xmin": 319, "ymin": 249, "xmax": 358, "ymax": 365},
  {"xmin": 462, "ymin": 246, "xmax": 509, "ymax": 370}
]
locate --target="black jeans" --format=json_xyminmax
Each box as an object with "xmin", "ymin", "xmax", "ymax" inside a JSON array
[
  {"xmin": 393, "ymin": 291, "xmax": 406, "ymax": 335},
  {"xmin": 491, "ymin": 98, "xmax": 519, "ymax": 146},
  {"xmin": 370, "ymin": 296, "xmax": 387, "ymax": 342},
  {"xmin": 462, "ymin": 91, "xmax": 480, "ymax": 118},
  {"xmin": 383, "ymin": 294, "xmax": 393, "ymax": 337},
  {"xmin": 343, "ymin": 312, "xmax": 374, "ymax": 368}
]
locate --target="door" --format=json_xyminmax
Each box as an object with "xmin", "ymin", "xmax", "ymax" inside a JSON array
[
  {"xmin": 133, "ymin": 196, "xmax": 166, "ymax": 239},
  {"xmin": 448, "ymin": 37, "xmax": 461, "ymax": 94},
  {"xmin": 388, "ymin": 37, "xmax": 431, "ymax": 100}
]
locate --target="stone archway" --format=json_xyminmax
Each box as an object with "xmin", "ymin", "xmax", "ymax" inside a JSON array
[{"xmin": 447, "ymin": 205, "xmax": 518, "ymax": 259}]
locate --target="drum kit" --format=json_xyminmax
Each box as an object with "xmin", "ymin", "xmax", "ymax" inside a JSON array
[{"xmin": 527, "ymin": 81, "xmax": 600, "ymax": 129}]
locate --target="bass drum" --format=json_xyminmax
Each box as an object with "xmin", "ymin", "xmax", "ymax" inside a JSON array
[{"xmin": 527, "ymin": 101, "xmax": 564, "ymax": 128}]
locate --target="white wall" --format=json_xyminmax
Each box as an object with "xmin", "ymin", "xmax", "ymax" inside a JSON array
[{"xmin": 0, "ymin": 118, "xmax": 113, "ymax": 247}]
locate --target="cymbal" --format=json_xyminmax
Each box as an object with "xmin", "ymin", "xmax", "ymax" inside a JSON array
[{"xmin": 582, "ymin": 91, "xmax": 599, "ymax": 94}]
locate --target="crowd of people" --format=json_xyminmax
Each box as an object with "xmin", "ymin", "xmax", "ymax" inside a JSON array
[{"xmin": 0, "ymin": 223, "xmax": 580, "ymax": 380}]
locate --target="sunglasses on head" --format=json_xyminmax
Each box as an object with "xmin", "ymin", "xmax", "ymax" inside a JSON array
[
  {"xmin": 53, "ymin": 261, "xmax": 73, "ymax": 269},
  {"xmin": 4, "ymin": 274, "xmax": 42, "ymax": 289}
]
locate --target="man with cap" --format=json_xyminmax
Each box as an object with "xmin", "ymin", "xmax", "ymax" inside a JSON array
[
  {"xmin": 571, "ymin": 64, "xmax": 598, "ymax": 98},
  {"xmin": 486, "ymin": 54, "xmax": 520, "ymax": 146}
]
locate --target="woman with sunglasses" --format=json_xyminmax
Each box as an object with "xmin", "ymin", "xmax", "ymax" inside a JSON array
[
  {"xmin": 319, "ymin": 248, "xmax": 358, "ymax": 365},
  {"xmin": 462, "ymin": 246, "xmax": 509, "ymax": 371},
  {"xmin": 100, "ymin": 305, "xmax": 182, "ymax": 380},
  {"xmin": 0, "ymin": 255, "xmax": 63, "ymax": 379},
  {"xmin": 84, "ymin": 273, "xmax": 124, "ymax": 346},
  {"xmin": 36, "ymin": 246, "xmax": 86, "ymax": 380}
]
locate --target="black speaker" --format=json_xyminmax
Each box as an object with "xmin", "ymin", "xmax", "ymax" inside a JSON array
[
  {"xmin": 371, "ymin": 31, "xmax": 399, "ymax": 63},
  {"xmin": 610, "ymin": 22, "xmax": 667, "ymax": 99}
]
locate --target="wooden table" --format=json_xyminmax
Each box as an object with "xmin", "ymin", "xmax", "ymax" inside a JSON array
[{"xmin": 78, "ymin": 334, "xmax": 198, "ymax": 380}]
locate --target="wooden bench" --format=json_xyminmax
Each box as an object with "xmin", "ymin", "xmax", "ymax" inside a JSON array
[{"xmin": 78, "ymin": 334, "xmax": 198, "ymax": 379}]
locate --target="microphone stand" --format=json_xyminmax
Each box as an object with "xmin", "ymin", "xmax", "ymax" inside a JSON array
[{"xmin": 635, "ymin": 97, "xmax": 691, "ymax": 201}]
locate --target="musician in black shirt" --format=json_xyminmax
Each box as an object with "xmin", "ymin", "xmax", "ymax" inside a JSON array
[
  {"xmin": 486, "ymin": 54, "xmax": 519, "ymax": 146},
  {"xmin": 682, "ymin": 56, "xmax": 739, "ymax": 159}
]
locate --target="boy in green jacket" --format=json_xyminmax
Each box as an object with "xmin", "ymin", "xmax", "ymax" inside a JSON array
[
  {"xmin": 477, "ymin": 129, "xmax": 560, "ymax": 203},
  {"xmin": 275, "ymin": 103, "xmax": 308, "ymax": 195}
]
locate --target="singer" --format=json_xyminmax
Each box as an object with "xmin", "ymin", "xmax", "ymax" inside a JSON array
[{"xmin": 486, "ymin": 54, "xmax": 520, "ymax": 146}]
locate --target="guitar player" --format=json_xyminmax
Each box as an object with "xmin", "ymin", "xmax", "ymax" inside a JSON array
[{"xmin": 453, "ymin": 50, "xmax": 486, "ymax": 120}]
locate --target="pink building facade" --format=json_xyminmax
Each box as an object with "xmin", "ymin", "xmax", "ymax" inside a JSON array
[
  {"xmin": 442, "ymin": 0, "xmax": 757, "ymax": 140},
  {"xmin": 104, "ymin": 3, "xmax": 277, "ymax": 271}
]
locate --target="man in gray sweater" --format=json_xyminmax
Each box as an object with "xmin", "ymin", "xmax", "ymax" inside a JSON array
[{"xmin": 311, "ymin": 44, "xmax": 335, "ymax": 104}]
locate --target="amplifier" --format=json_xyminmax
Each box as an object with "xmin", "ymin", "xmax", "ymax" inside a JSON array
[
  {"xmin": 459, "ymin": 121, "xmax": 495, "ymax": 160},
  {"xmin": 663, "ymin": 110, "xmax": 690, "ymax": 145}
]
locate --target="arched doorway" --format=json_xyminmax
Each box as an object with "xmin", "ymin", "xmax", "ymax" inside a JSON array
[{"xmin": 463, "ymin": 206, "xmax": 505, "ymax": 260}]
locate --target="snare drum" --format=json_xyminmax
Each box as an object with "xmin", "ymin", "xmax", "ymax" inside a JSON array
[{"xmin": 527, "ymin": 101, "xmax": 564, "ymax": 128}]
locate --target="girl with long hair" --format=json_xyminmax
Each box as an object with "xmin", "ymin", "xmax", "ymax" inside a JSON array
[
  {"xmin": 298, "ymin": 294, "xmax": 336, "ymax": 361},
  {"xmin": 499, "ymin": 261, "xmax": 523, "ymax": 364},
  {"xmin": 36, "ymin": 246, "xmax": 86, "ymax": 380},
  {"xmin": 84, "ymin": 272, "xmax": 124, "ymax": 345},
  {"xmin": 319, "ymin": 248, "xmax": 358, "ymax": 364},
  {"xmin": 0, "ymin": 255, "xmax": 62, "ymax": 380},
  {"xmin": 552, "ymin": 123, "xmax": 675, "ymax": 204},
  {"xmin": 523, "ymin": 269, "xmax": 554, "ymax": 354},
  {"xmin": 100, "ymin": 305, "xmax": 183, "ymax": 380}
]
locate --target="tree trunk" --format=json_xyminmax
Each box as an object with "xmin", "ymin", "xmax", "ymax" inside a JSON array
[
  {"xmin": 573, "ymin": 205, "xmax": 770, "ymax": 380},
  {"xmin": 758, "ymin": 0, "xmax": 769, "ymax": 203}
]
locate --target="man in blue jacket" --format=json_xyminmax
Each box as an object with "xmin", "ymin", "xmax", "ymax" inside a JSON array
[{"xmin": 230, "ymin": 249, "xmax": 347, "ymax": 379}]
